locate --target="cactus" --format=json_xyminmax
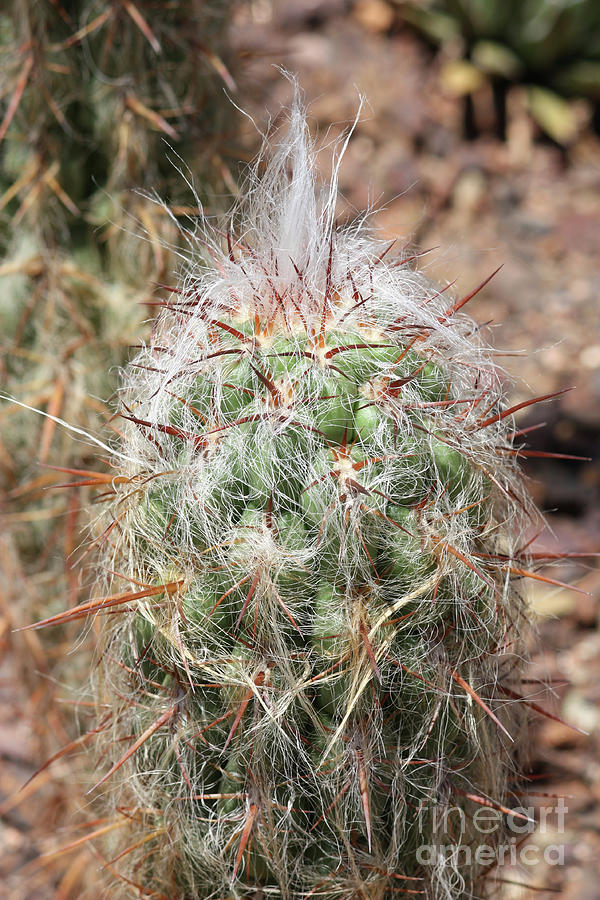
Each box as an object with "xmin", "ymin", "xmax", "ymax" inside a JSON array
[
  {"xmin": 40, "ymin": 99, "xmax": 550, "ymax": 898},
  {"xmin": 0, "ymin": 1, "xmax": 238, "ymax": 650},
  {"xmin": 0, "ymin": 0, "xmax": 236, "ymax": 544},
  {"xmin": 0, "ymin": 3, "xmax": 237, "ymax": 892},
  {"xmin": 0, "ymin": 0, "xmax": 237, "ymax": 687}
]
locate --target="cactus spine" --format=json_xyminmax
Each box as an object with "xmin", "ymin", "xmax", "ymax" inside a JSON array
[{"xmin": 79, "ymin": 101, "xmax": 537, "ymax": 898}]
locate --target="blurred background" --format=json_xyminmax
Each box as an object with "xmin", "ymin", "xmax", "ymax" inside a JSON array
[{"xmin": 1, "ymin": 1, "xmax": 599, "ymax": 897}]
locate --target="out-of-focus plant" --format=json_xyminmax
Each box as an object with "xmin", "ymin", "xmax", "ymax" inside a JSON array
[
  {"xmin": 0, "ymin": 1, "xmax": 238, "ymax": 891},
  {"xmin": 1, "ymin": 0, "xmax": 236, "ymax": 487},
  {"xmin": 396, "ymin": 0, "xmax": 600, "ymax": 142}
]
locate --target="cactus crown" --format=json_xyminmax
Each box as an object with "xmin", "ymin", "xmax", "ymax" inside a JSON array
[{"xmin": 90, "ymin": 95, "xmax": 535, "ymax": 899}]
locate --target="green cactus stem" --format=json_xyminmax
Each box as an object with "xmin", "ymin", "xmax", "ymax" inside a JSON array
[{"xmin": 36, "ymin": 98, "xmax": 555, "ymax": 899}]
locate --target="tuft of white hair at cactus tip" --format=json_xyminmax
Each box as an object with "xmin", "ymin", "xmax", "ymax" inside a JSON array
[{"xmin": 91, "ymin": 96, "xmax": 538, "ymax": 899}]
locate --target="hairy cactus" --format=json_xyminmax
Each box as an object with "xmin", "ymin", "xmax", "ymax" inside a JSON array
[{"xmin": 47, "ymin": 101, "xmax": 548, "ymax": 898}]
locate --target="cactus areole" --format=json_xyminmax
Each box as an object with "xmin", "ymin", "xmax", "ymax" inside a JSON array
[{"xmin": 87, "ymin": 99, "xmax": 538, "ymax": 898}]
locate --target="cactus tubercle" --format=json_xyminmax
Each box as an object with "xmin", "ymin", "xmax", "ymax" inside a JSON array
[{"xmin": 52, "ymin": 96, "xmax": 547, "ymax": 899}]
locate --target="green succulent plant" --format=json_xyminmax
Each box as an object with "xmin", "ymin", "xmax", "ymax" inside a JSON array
[
  {"xmin": 398, "ymin": 0, "xmax": 600, "ymax": 142},
  {"xmin": 29, "ymin": 101, "xmax": 555, "ymax": 898}
]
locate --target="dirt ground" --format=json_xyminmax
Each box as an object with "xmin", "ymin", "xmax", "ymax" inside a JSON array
[{"xmin": 1, "ymin": 2, "xmax": 599, "ymax": 898}]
